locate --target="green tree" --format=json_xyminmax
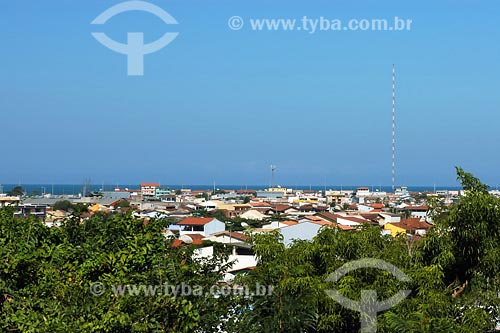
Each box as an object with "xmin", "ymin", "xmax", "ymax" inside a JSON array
[
  {"xmin": 53, "ymin": 200, "xmax": 73, "ymax": 212},
  {"xmin": 1, "ymin": 168, "xmax": 499, "ymax": 333},
  {"xmin": 0, "ymin": 210, "xmax": 234, "ymax": 332},
  {"xmin": 7, "ymin": 186, "xmax": 24, "ymax": 196},
  {"xmin": 29, "ymin": 190, "xmax": 40, "ymax": 197},
  {"xmin": 114, "ymin": 200, "xmax": 130, "ymax": 208}
]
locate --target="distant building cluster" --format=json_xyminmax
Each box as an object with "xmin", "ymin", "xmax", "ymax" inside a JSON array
[{"xmin": 2, "ymin": 182, "xmax": 482, "ymax": 277}]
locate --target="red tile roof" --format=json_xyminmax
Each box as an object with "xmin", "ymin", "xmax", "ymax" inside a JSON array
[
  {"xmin": 311, "ymin": 220, "xmax": 334, "ymax": 226},
  {"xmin": 177, "ymin": 217, "xmax": 214, "ymax": 226},
  {"xmin": 337, "ymin": 215, "xmax": 378, "ymax": 224},
  {"xmin": 370, "ymin": 203, "xmax": 385, "ymax": 209},
  {"xmin": 172, "ymin": 239, "xmax": 183, "ymax": 247},
  {"xmin": 270, "ymin": 204, "xmax": 291, "ymax": 211},
  {"xmin": 281, "ymin": 220, "xmax": 299, "ymax": 226},
  {"xmin": 250, "ymin": 202, "xmax": 271, "ymax": 207},
  {"xmin": 315, "ymin": 211, "xmax": 338, "ymax": 223},
  {"xmin": 183, "ymin": 233, "xmax": 205, "ymax": 240},
  {"xmin": 171, "ymin": 238, "xmax": 205, "ymax": 248},
  {"xmin": 335, "ymin": 215, "xmax": 369, "ymax": 224},
  {"xmin": 359, "ymin": 213, "xmax": 381, "ymax": 222},
  {"xmin": 304, "ymin": 215, "xmax": 323, "ymax": 222},
  {"xmin": 140, "ymin": 183, "xmax": 159, "ymax": 187},
  {"xmin": 399, "ymin": 218, "xmax": 432, "ymax": 230}
]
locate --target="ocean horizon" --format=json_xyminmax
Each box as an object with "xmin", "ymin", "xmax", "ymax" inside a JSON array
[{"xmin": 0, "ymin": 183, "xmax": 465, "ymax": 196}]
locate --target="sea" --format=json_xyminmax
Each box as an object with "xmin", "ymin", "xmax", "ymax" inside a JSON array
[{"xmin": 0, "ymin": 184, "xmax": 463, "ymax": 196}]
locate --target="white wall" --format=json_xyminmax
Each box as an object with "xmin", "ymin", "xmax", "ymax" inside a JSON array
[
  {"xmin": 410, "ymin": 211, "xmax": 427, "ymax": 221},
  {"xmin": 204, "ymin": 219, "xmax": 226, "ymax": 236},
  {"xmin": 280, "ymin": 222, "xmax": 323, "ymax": 246}
]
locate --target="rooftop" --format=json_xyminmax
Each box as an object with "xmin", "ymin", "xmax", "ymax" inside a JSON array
[{"xmin": 177, "ymin": 217, "xmax": 215, "ymax": 226}]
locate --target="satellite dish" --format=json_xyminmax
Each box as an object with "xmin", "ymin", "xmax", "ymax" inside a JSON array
[
  {"xmin": 179, "ymin": 235, "xmax": 193, "ymax": 244},
  {"xmin": 223, "ymin": 272, "xmax": 235, "ymax": 283}
]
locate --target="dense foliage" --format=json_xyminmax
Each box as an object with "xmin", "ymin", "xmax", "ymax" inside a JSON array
[
  {"xmin": 1, "ymin": 168, "xmax": 500, "ymax": 332},
  {"xmin": 0, "ymin": 211, "xmax": 232, "ymax": 332}
]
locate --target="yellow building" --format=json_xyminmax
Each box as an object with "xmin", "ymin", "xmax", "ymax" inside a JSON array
[
  {"xmin": 384, "ymin": 223, "xmax": 406, "ymax": 237},
  {"xmin": 384, "ymin": 218, "xmax": 432, "ymax": 237},
  {"xmin": 293, "ymin": 197, "xmax": 319, "ymax": 204},
  {"xmin": 267, "ymin": 187, "xmax": 288, "ymax": 197}
]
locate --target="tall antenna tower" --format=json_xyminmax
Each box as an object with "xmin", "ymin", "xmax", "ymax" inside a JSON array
[
  {"xmin": 392, "ymin": 64, "xmax": 396, "ymax": 192},
  {"xmin": 270, "ymin": 165, "xmax": 276, "ymax": 188}
]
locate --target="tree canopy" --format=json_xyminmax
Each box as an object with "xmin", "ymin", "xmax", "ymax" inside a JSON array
[
  {"xmin": 7, "ymin": 186, "xmax": 24, "ymax": 196},
  {"xmin": 1, "ymin": 168, "xmax": 500, "ymax": 332}
]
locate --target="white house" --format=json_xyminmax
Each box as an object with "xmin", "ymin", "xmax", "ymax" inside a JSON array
[
  {"xmin": 357, "ymin": 204, "xmax": 374, "ymax": 213},
  {"xmin": 279, "ymin": 221, "xmax": 326, "ymax": 246},
  {"xmin": 140, "ymin": 183, "xmax": 159, "ymax": 197},
  {"xmin": 193, "ymin": 245, "xmax": 257, "ymax": 274},
  {"xmin": 335, "ymin": 214, "xmax": 368, "ymax": 227},
  {"xmin": 0, "ymin": 195, "xmax": 20, "ymax": 207},
  {"xmin": 205, "ymin": 231, "xmax": 249, "ymax": 244},
  {"xmin": 405, "ymin": 205, "xmax": 429, "ymax": 221},
  {"xmin": 176, "ymin": 217, "xmax": 225, "ymax": 236},
  {"xmin": 378, "ymin": 213, "xmax": 401, "ymax": 226},
  {"xmin": 198, "ymin": 200, "xmax": 217, "ymax": 211}
]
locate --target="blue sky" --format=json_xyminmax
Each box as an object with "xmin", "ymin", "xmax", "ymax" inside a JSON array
[{"xmin": 1, "ymin": 0, "xmax": 499, "ymax": 187}]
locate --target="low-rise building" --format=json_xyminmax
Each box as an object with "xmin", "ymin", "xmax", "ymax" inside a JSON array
[
  {"xmin": 280, "ymin": 221, "xmax": 332, "ymax": 246},
  {"xmin": 14, "ymin": 204, "xmax": 47, "ymax": 218},
  {"xmin": 325, "ymin": 190, "xmax": 351, "ymax": 205},
  {"xmin": 155, "ymin": 188, "xmax": 171, "ymax": 200},
  {"xmin": 0, "ymin": 195, "xmax": 20, "ymax": 207},
  {"xmin": 384, "ymin": 218, "xmax": 432, "ymax": 237},
  {"xmin": 176, "ymin": 217, "xmax": 225, "ymax": 236},
  {"xmin": 405, "ymin": 205, "xmax": 429, "ymax": 221},
  {"xmin": 140, "ymin": 183, "xmax": 159, "ymax": 198}
]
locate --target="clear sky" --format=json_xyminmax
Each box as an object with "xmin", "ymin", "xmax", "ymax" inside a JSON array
[{"xmin": 1, "ymin": 0, "xmax": 499, "ymax": 187}]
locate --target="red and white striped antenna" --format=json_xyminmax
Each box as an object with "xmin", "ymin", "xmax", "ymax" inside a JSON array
[{"xmin": 392, "ymin": 64, "xmax": 396, "ymax": 192}]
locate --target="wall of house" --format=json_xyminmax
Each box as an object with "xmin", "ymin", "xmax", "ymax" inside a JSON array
[
  {"xmin": 280, "ymin": 222, "xmax": 322, "ymax": 246},
  {"xmin": 410, "ymin": 211, "xmax": 427, "ymax": 220},
  {"xmin": 204, "ymin": 219, "xmax": 226, "ymax": 236},
  {"xmin": 336, "ymin": 218, "xmax": 362, "ymax": 227},
  {"xmin": 384, "ymin": 223, "xmax": 406, "ymax": 237}
]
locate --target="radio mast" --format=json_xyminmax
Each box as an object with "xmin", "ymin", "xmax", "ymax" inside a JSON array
[{"xmin": 392, "ymin": 64, "xmax": 396, "ymax": 192}]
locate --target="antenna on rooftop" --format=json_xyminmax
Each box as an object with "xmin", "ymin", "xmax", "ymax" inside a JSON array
[
  {"xmin": 392, "ymin": 64, "xmax": 396, "ymax": 192},
  {"xmin": 82, "ymin": 178, "xmax": 91, "ymax": 197},
  {"xmin": 270, "ymin": 165, "xmax": 277, "ymax": 188}
]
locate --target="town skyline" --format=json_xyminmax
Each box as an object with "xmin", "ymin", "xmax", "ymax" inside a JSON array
[{"xmin": 2, "ymin": 1, "xmax": 500, "ymax": 331}]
